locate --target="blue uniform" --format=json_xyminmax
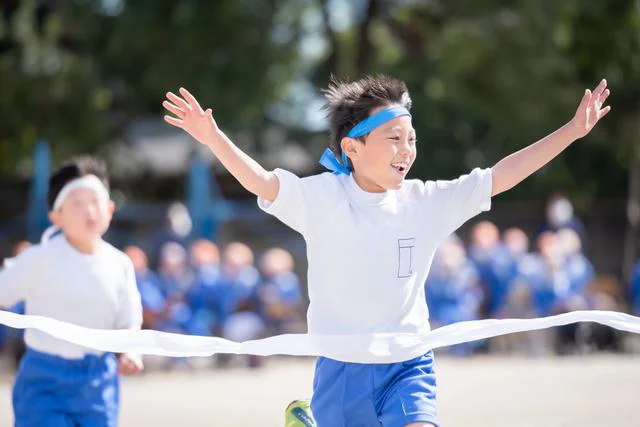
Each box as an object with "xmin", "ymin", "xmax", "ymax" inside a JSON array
[
  {"xmin": 520, "ymin": 256, "xmax": 577, "ymax": 316},
  {"xmin": 632, "ymin": 261, "xmax": 640, "ymax": 315},
  {"xmin": 135, "ymin": 269, "xmax": 188, "ymax": 332},
  {"xmin": 185, "ymin": 264, "xmax": 223, "ymax": 335},
  {"xmin": 216, "ymin": 266, "xmax": 261, "ymax": 322},
  {"xmin": 426, "ymin": 259, "xmax": 481, "ymax": 326},
  {"xmin": 312, "ymin": 351, "xmax": 439, "ymax": 427},
  {"xmin": 14, "ymin": 349, "xmax": 119, "ymax": 427},
  {"xmin": 564, "ymin": 254, "xmax": 594, "ymax": 297},
  {"xmin": 468, "ymin": 244, "xmax": 517, "ymax": 316},
  {"xmin": 136, "ymin": 269, "xmax": 166, "ymax": 315},
  {"xmin": 258, "ymin": 271, "xmax": 302, "ymax": 329}
]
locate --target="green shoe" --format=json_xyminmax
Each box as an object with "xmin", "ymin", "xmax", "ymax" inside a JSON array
[{"xmin": 285, "ymin": 399, "xmax": 317, "ymax": 427}]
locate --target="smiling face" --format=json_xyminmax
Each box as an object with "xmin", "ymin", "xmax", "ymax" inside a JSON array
[{"xmin": 341, "ymin": 105, "xmax": 417, "ymax": 192}]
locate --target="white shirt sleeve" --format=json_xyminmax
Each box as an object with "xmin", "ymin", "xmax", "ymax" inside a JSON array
[
  {"xmin": 424, "ymin": 167, "xmax": 493, "ymax": 239},
  {"xmin": 257, "ymin": 168, "xmax": 329, "ymax": 238},
  {"xmin": 114, "ymin": 257, "xmax": 143, "ymax": 330},
  {"xmin": 0, "ymin": 246, "xmax": 41, "ymax": 308}
]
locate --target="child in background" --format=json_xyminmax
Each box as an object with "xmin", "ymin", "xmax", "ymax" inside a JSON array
[
  {"xmin": 154, "ymin": 242, "xmax": 195, "ymax": 334},
  {"xmin": 492, "ymin": 229, "xmax": 543, "ymax": 354},
  {"xmin": 258, "ymin": 247, "xmax": 305, "ymax": 334},
  {"xmin": 124, "ymin": 245, "xmax": 167, "ymax": 330},
  {"xmin": 217, "ymin": 242, "xmax": 264, "ymax": 368},
  {"xmin": 502, "ymin": 227, "xmax": 535, "ymax": 279},
  {"xmin": 157, "ymin": 241, "xmax": 193, "ymax": 298},
  {"xmin": 186, "ymin": 239, "xmax": 222, "ymax": 336},
  {"xmin": 218, "ymin": 242, "xmax": 263, "ymax": 342},
  {"xmin": 468, "ymin": 221, "xmax": 515, "ymax": 318},
  {"xmin": 557, "ymin": 227, "xmax": 595, "ymax": 298},
  {"xmin": 0, "ymin": 156, "xmax": 143, "ymax": 427},
  {"xmin": 425, "ymin": 235, "xmax": 482, "ymax": 356}
]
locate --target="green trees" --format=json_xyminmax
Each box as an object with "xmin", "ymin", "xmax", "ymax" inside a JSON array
[{"xmin": 1, "ymin": 0, "xmax": 637, "ymax": 203}]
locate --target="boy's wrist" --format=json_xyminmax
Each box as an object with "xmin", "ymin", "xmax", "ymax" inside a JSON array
[
  {"xmin": 203, "ymin": 130, "xmax": 224, "ymax": 148},
  {"xmin": 566, "ymin": 118, "xmax": 585, "ymax": 141}
]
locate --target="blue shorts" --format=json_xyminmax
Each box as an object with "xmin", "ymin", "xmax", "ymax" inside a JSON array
[
  {"xmin": 311, "ymin": 350, "xmax": 439, "ymax": 427},
  {"xmin": 13, "ymin": 348, "xmax": 119, "ymax": 427}
]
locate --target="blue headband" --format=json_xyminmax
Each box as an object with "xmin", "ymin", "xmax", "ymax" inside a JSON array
[{"xmin": 319, "ymin": 106, "xmax": 412, "ymax": 175}]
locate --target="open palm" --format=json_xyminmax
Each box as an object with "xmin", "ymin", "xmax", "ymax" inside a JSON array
[
  {"xmin": 572, "ymin": 79, "xmax": 611, "ymax": 139},
  {"xmin": 163, "ymin": 88, "xmax": 218, "ymax": 144}
]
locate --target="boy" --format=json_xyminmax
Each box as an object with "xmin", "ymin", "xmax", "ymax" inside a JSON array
[
  {"xmin": 0, "ymin": 156, "xmax": 144, "ymax": 427},
  {"xmin": 163, "ymin": 76, "xmax": 610, "ymax": 426}
]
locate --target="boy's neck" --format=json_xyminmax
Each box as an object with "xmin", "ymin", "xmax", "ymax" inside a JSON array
[
  {"xmin": 352, "ymin": 171, "xmax": 387, "ymax": 193},
  {"xmin": 63, "ymin": 234, "xmax": 101, "ymax": 254}
]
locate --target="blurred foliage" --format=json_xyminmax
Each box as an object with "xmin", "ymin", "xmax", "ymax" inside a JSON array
[
  {"xmin": 0, "ymin": 0, "xmax": 107, "ymax": 173},
  {"xmin": 0, "ymin": 0, "xmax": 638, "ymax": 204},
  {"xmin": 0, "ymin": 0, "xmax": 307, "ymax": 172}
]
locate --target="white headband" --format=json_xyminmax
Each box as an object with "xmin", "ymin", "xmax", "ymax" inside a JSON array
[
  {"xmin": 40, "ymin": 175, "xmax": 111, "ymax": 244},
  {"xmin": 52, "ymin": 174, "xmax": 110, "ymax": 212}
]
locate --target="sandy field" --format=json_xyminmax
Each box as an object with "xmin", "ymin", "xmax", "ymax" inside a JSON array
[{"xmin": 1, "ymin": 354, "xmax": 639, "ymax": 426}]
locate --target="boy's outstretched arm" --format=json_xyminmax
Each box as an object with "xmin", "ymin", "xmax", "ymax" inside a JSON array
[
  {"xmin": 163, "ymin": 88, "xmax": 279, "ymax": 202},
  {"xmin": 491, "ymin": 79, "xmax": 611, "ymax": 196}
]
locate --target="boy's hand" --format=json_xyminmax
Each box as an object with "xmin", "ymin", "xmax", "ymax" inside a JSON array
[
  {"xmin": 163, "ymin": 88, "xmax": 219, "ymax": 145},
  {"xmin": 163, "ymin": 86, "xmax": 278, "ymax": 201},
  {"xmin": 118, "ymin": 353, "xmax": 144, "ymax": 376},
  {"xmin": 570, "ymin": 79, "xmax": 611, "ymax": 139}
]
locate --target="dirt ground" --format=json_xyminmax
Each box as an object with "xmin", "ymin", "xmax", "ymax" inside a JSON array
[{"xmin": 1, "ymin": 354, "xmax": 639, "ymax": 426}]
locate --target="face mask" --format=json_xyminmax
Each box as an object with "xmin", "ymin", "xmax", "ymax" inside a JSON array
[
  {"xmin": 547, "ymin": 198, "xmax": 573, "ymax": 226},
  {"xmin": 168, "ymin": 204, "xmax": 193, "ymax": 237}
]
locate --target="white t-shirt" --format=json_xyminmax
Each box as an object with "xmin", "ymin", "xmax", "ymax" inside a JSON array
[
  {"xmin": 0, "ymin": 236, "xmax": 143, "ymax": 359},
  {"xmin": 258, "ymin": 168, "xmax": 492, "ymax": 344}
]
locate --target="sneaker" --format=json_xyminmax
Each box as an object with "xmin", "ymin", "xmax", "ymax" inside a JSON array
[{"xmin": 284, "ymin": 399, "xmax": 317, "ymax": 427}]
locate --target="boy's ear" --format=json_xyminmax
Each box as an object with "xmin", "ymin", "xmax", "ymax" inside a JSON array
[
  {"xmin": 107, "ymin": 200, "xmax": 115, "ymax": 217},
  {"xmin": 48, "ymin": 211, "xmax": 61, "ymax": 227},
  {"xmin": 340, "ymin": 137, "xmax": 359, "ymax": 159}
]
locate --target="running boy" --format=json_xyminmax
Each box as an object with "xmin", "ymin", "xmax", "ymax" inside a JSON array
[
  {"xmin": 0, "ymin": 156, "xmax": 144, "ymax": 427},
  {"xmin": 163, "ymin": 76, "xmax": 610, "ymax": 427}
]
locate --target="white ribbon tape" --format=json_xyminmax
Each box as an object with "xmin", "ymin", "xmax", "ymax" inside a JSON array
[{"xmin": 1, "ymin": 310, "xmax": 639, "ymax": 363}]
